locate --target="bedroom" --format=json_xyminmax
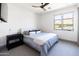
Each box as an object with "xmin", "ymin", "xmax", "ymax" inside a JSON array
[{"xmin": 0, "ymin": 3, "xmax": 79, "ymax": 56}]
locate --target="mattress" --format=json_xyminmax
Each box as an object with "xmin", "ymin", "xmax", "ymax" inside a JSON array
[
  {"xmin": 24, "ymin": 35, "xmax": 41, "ymax": 51},
  {"xmin": 23, "ymin": 32, "xmax": 58, "ymax": 56}
]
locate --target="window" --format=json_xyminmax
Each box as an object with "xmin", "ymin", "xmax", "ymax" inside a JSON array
[
  {"xmin": 54, "ymin": 12, "xmax": 74, "ymax": 31},
  {"xmin": 55, "ymin": 15, "xmax": 62, "ymax": 30}
]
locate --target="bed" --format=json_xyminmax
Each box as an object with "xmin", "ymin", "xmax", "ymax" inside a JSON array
[{"xmin": 23, "ymin": 30, "xmax": 59, "ymax": 56}]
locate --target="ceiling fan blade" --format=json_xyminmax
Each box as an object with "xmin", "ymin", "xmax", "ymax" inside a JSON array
[
  {"xmin": 32, "ymin": 3, "xmax": 49, "ymax": 11},
  {"xmin": 32, "ymin": 6, "xmax": 40, "ymax": 8},
  {"xmin": 45, "ymin": 3, "xmax": 49, "ymax": 5},
  {"xmin": 44, "ymin": 3, "xmax": 49, "ymax": 7}
]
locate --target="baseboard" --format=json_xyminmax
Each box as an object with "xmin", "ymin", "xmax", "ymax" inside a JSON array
[{"xmin": 59, "ymin": 39, "xmax": 78, "ymax": 45}]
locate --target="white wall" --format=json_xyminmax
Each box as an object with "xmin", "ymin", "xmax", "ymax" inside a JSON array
[
  {"xmin": 0, "ymin": 3, "xmax": 38, "ymax": 46},
  {"xmin": 38, "ymin": 5, "xmax": 78, "ymax": 42},
  {"xmin": 7, "ymin": 3, "xmax": 38, "ymax": 34}
]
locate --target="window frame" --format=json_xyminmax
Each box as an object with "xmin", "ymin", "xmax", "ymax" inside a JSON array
[{"xmin": 54, "ymin": 12, "xmax": 74, "ymax": 31}]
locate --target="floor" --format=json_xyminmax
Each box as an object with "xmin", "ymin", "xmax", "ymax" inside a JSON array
[{"xmin": 0, "ymin": 40, "xmax": 79, "ymax": 56}]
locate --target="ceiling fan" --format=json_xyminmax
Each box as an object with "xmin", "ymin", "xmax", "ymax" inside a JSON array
[{"xmin": 32, "ymin": 3, "xmax": 49, "ymax": 11}]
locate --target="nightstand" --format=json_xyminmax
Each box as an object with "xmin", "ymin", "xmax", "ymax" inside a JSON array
[{"xmin": 6, "ymin": 34, "xmax": 24, "ymax": 50}]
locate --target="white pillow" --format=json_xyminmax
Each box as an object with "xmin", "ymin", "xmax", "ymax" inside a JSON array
[
  {"xmin": 29, "ymin": 31, "xmax": 36, "ymax": 35},
  {"xmin": 36, "ymin": 31, "xmax": 41, "ymax": 34}
]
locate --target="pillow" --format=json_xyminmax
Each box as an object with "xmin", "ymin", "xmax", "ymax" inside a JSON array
[
  {"xmin": 36, "ymin": 31, "xmax": 41, "ymax": 34},
  {"xmin": 23, "ymin": 31, "xmax": 29, "ymax": 35},
  {"xmin": 28, "ymin": 29, "xmax": 41, "ymax": 35},
  {"xmin": 29, "ymin": 31, "xmax": 36, "ymax": 35}
]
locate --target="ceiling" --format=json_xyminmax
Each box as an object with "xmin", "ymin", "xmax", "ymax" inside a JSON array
[{"xmin": 14, "ymin": 3, "xmax": 77, "ymax": 13}]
